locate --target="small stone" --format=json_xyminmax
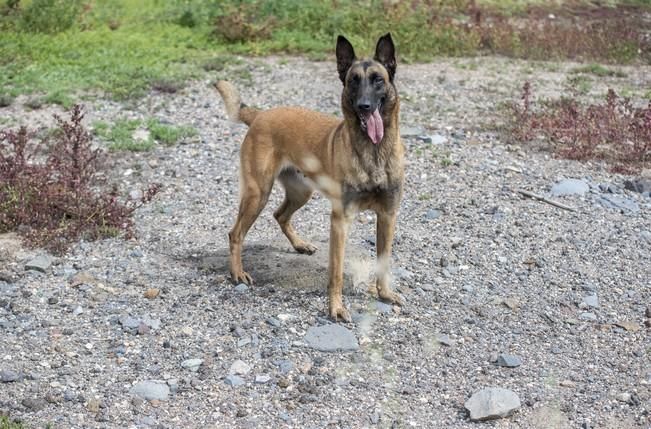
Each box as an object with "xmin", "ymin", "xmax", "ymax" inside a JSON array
[
  {"xmin": 615, "ymin": 392, "xmax": 631, "ymax": 403},
  {"xmin": 181, "ymin": 359, "xmax": 203, "ymax": 372},
  {"xmin": 641, "ymin": 231, "xmax": 651, "ymax": 244},
  {"xmin": 255, "ymin": 375, "xmax": 271, "ymax": 384},
  {"xmin": 229, "ymin": 360, "xmax": 251, "ymax": 375},
  {"xmin": 623, "ymin": 178, "xmax": 651, "ymax": 194},
  {"xmin": 48, "ymin": 297, "xmax": 58, "ymax": 305},
  {"xmin": 266, "ymin": 317, "xmax": 281, "ymax": 328},
  {"xmin": 22, "ymin": 397, "xmax": 48, "ymax": 411},
  {"xmin": 144, "ymin": 288, "xmax": 160, "ymax": 299},
  {"xmin": 119, "ymin": 316, "xmax": 141, "ymax": 330},
  {"xmin": 25, "ymin": 254, "xmax": 52, "ymax": 273},
  {"xmin": 0, "ymin": 369, "xmax": 20, "ymax": 382},
  {"xmin": 425, "ymin": 209, "xmax": 442, "ymax": 220},
  {"xmin": 87, "ymin": 398, "xmax": 101, "ymax": 413},
  {"xmin": 464, "ymin": 387, "xmax": 521, "ymax": 421},
  {"xmin": 550, "ymin": 179, "xmax": 589, "ymax": 197},
  {"xmin": 224, "ymin": 375, "xmax": 245, "ymax": 387},
  {"xmin": 374, "ymin": 301, "xmax": 393, "ymax": 314},
  {"xmin": 130, "ymin": 381, "xmax": 170, "ymax": 401},
  {"xmin": 70, "ymin": 272, "xmax": 95, "ymax": 287},
  {"xmin": 304, "ymin": 325, "xmax": 359, "ymax": 352},
  {"xmin": 559, "ymin": 380, "xmax": 576, "ymax": 388},
  {"xmin": 276, "ymin": 359, "xmax": 293, "ymax": 374},
  {"xmin": 582, "ymin": 295, "xmax": 599, "ymax": 308},
  {"xmin": 579, "ymin": 312, "xmax": 597, "ymax": 321},
  {"xmin": 137, "ymin": 322, "xmax": 150, "ymax": 335},
  {"xmin": 234, "ymin": 283, "xmax": 249, "ymax": 293},
  {"xmin": 496, "ymin": 354, "xmax": 522, "ymax": 368},
  {"xmin": 435, "ymin": 334, "xmax": 452, "ymax": 346},
  {"xmin": 645, "ymin": 306, "xmax": 651, "ymax": 318},
  {"xmin": 72, "ymin": 305, "xmax": 83, "ymax": 316},
  {"xmin": 236, "ymin": 409, "xmax": 249, "ymax": 418},
  {"xmin": 180, "ymin": 326, "xmax": 193, "ymax": 337}
]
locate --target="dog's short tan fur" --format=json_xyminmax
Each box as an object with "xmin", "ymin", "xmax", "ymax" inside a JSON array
[{"xmin": 216, "ymin": 34, "xmax": 404, "ymax": 321}]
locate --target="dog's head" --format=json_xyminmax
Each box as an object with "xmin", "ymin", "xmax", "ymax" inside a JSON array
[{"xmin": 336, "ymin": 33, "xmax": 397, "ymax": 144}]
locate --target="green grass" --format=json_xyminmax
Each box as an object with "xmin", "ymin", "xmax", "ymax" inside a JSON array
[
  {"xmin": 0, "ymin": 416, "xmax": 25, "ymax": 429},
  {"xmin": 93, "ymin": 118, "xmax": 197, "ymax": 151},
  {"xmin": 0, "ymin": 0, "xmax": 648, "ymax": 107},
  {"xmin": 570, "ymin": 63, "xmax": 627, "ymax": 78}
]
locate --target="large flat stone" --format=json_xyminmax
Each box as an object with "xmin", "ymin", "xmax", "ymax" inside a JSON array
[{"xmin": 304, "ymin": 324, "xmax": 359, "ymax": 352}]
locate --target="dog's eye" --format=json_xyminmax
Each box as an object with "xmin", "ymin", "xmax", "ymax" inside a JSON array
[
  {"xmin": 349, "ymin": 75, "xmax": 360, "ymax": 86},
  {"xmin": 372, "ymin": 75, "xmax": 384, "ymax": 86}
]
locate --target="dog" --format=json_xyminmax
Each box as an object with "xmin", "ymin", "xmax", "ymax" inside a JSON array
[{"xmin": 215, "ymin": 33, "xmax": 404, "ymax": 321}]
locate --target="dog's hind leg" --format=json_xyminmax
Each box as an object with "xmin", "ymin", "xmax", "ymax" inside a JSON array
[
  {"xmin": 274, "ymin": 168, "xmax": 317, "ymax": 255},
  {"xmin": 228, "ymin": 137, "xmax": 275, "ymax": 285}
]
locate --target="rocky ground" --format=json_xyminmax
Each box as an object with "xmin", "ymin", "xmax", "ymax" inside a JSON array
[{"xmin": 1, "ymin": 56, "xmax": 650, "ymax": 429}]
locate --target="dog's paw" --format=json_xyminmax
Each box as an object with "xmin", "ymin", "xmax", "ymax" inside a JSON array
[
  {"xmin": 294, "ymin": 241, "xmax": 318, "ymax": 255},
  {"xmin": 378, "ymin": 289, "xmax": 403, "ymax": 306},
  {"xmin": 328, "ymin": 300, "xmax": 351, "ymax": 323},
  {"xmin": 231, "ymin": 270, "xmax": 254, "ymax": 285}
]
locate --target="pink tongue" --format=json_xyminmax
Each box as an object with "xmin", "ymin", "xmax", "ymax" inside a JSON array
[{"xmin": 366, "ymin": 109, "xmax": 383, "ymax": 144}]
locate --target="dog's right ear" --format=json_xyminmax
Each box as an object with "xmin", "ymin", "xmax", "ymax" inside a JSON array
[{"xmin": 336, "ymin": 35, "xmax": 356, "ymax": 83}]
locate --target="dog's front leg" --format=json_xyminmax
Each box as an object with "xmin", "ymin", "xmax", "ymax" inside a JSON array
[
  {"xmin": 327, "ymin": 210, "xmax": 352, "ymax": 322},
  {"xmin": 376, "ymin": 210, "xmax": 403, "ymax": 305}
]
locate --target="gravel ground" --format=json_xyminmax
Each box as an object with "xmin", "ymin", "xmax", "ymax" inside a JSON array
[{"xmin": 1, "ymin": 56, "xmax": 650, "ymax": 429}]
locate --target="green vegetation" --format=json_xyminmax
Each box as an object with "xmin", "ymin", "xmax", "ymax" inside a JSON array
[
  {"xmin": 570, "ymin": 63, "xmax": 627, "ymax": 78},
  {"xmin": 93, "ymin": 118, "xmax": 197, "ymax": 151},
  {"xmin": 0, "ymin": 0, "xmax": 648, "ymax": 106},
  {"xmin": 0, "ymin": 415, "xmax": 25, "ymax": 429}
]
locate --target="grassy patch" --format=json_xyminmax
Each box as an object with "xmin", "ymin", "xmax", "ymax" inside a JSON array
[
  {"xmin": 0, "ymin": 0, "xmax": 648, "ymax": 104},
  {"xmin": 93, "ymin": 118, "xmax": 197, "ymax": 151},
  {"xmin": 0, "ymin": 416, "xmax": 25, "ymax": 429},
  {"xmin": 570, "ymin": 64, "xmax": 627, "ymax": 78}
]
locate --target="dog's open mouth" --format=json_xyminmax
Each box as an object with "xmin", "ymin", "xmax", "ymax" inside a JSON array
[{"xmin": 358, "ymin": 108, "xmax": 384, "ymax": 144}]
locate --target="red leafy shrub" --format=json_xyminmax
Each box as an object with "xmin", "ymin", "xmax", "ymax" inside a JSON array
[
  {"xmin": 0, "ymin": 105, "xmax": 160, "ymax": 253},
  {"xmin": 511, "ymin": 83, "xmax": 651, "ymax": 173}
]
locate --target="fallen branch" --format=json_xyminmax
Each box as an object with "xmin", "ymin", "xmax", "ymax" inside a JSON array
[{"xmin": 517, "ymin": 189, "xmax": 576, "ymax": 212}]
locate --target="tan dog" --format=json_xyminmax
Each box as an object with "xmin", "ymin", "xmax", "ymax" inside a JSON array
[{"xmin": 215, "ymin": 33, "xmax": 404, "ymax": 321}]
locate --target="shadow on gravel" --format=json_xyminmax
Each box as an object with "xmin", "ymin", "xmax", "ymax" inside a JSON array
[{"xmin": 193, "ymin": 240, "xmax": 368, "ymax": 294}]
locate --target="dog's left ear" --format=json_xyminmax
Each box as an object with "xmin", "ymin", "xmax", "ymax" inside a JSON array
[{"xmin": 374, "ymin": 33, "xmax": 396, "ymax": 82}]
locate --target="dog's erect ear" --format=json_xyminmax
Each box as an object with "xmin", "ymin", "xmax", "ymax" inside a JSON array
[
  {"xmin": 374, "ymin": 33, "xmax": 396, "ymax": 82},
  {"xmin": 336, "ymin": 35, "xmax": 356, "ymax": 83}
]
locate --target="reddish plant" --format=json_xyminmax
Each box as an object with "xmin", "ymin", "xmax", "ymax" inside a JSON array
[
  {"xmin": 510, "ymin": 83, "xmax": 651, "ymax": 173},
  {"xmin": 0, "ymin": 105, "xmax": 160, "ymax": 253}
]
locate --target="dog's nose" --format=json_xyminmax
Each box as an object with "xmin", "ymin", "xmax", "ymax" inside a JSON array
[{"xmin": 357, "ymin": 102, "xmax": 372, "ymax": 112}]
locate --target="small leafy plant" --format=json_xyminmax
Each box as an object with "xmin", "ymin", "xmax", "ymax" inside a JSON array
[
  {"xmin": 0, "ymin": 105, "xmax": 160, "ymax": 253},
  {"xmin": 510, "ymin": 82, "xmax": 651, "ymax": 173}
]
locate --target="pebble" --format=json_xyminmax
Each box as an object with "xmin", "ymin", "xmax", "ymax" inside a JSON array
[
  {"xmin": 144, "ymin": 288, "xmax": 160, "ymax": 299},
  {"xmin": 0, "ymin": 369, "xmax": 20, "ymax": 382},
  {"xmin": 464, "ymin": 387, "xmax": 521, "ymax": 421},
  {"xmin": 435, "ymin": 334, "xmax": 452, "ymax": 346},
  {"xmin": 496, "ymin": 354, "xmax": 522, "ymax": 368},
  {"xmin": 266, "ymin": 317, "xmax": 281, "ymax": 328},
  {"xmin": 596, "ymin": 195, "xmax": 640, "ymax": 213},
  {"xmin": 181, "ymin": 359, "xmax": 203, "ymax": 372},
  {"xmin": 425, "ymin": 209, "xmax": 442, "ymax": 220},
  {"xmin": 130, "ymin": 380, "xmax": 170, "ymax": 401},
  {"xmin": 255, "ymin": 375, "xmax": 271, "ymax": 384},
  {"xmin": 623, "ymin": 178, "xmax": 651, "ymax": 194},
  {"xmin": 304, "ymin": 324, "xmax": 359, "ymax": 352},
  {"xmin": 224, "ymin": 375, "xmax": 245, "ymax": 387},
  {"xmin": 22, "ymin": 397, "xmax": 48, "ymax": 411},
  {"xmin": 234, "ymin": 283, "xmax": 249, "ymax": 293},
  {"xmin": 615, "ymin": 392, "xmax": 631, "ymax": 403},
  {"xmin": 550, "ymin": 179, "xmax": 589, "ymax": 196},
  {"xmin": 579, "ymin": 312, "xmax": 597, "ymax": 321},
  {"xmin": 229, "ymin": 360, "xmax": 251, "ymax": 375},
  {"xmin": 582, "ymin": 294, "xmax": 599, "ymax": 308},
  {"xmin": 276, "ymin": 359, "xmax": 293, "ymax": 374}
]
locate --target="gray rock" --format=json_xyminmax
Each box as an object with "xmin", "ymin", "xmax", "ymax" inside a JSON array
[
  {"xmin": 119, "ymin": 316, "xmax": 141, "ymax": 329},
  {"xmin": 550, "ymin": 179, "xmax": 589, "ymax": 197},
  {"xmin": 0, "ymin": 369, "xmax": 20, "ymax": 382},
  {"xmin": 640, "ymin": 230, "xmax": 651, "ymax": 244},
  {"xmin": 130, "ymin": 380, "xmax": 170, "ymax": 401},
  {"xmin": 496, "ymin": 354, "xmax": 522, "ymax": 368},
  {"xmin": 392, "ymin": 267, "xmax": 413, "ymax": 280},
  {"xmin": 582, "ymin": 294, "xmax": 599, "ymax": 308},
  {"xmin": 24, "ymin": 254, "xmax": 52, "ymax": 273},
  {"xmin": 374, "ymin": 301, "xmax": 393, "ymax": 314},
  {"xmin": 141, "ymin": 315, "xmax": 161, "ymax": 330},
  {"xmin": 579, "ymin": 312, "xmax": 597, "ymax": 321},
  {"xmin": 464, "ymin": 387, "xmax": 521, "ymax": 421},
  {"xmin": 425, "ymin": 209, "xmax": 442, "ymax": 220},
  {"xmin": 229, "ymin": 360, "xmax": 251, "ymax": 375},
  {"xmin": 255, "ymin": 375, "xmax": 271, "ymax": 384},
  {"xmin": 275, "ymin": 359, "xmax": 293, "ymax": 374},
  {"xmin": 224, "ymin": 375, "xmax": 245, "ymax": 387},
  {"xmin": 597, "ymin": 194, "xmax": 639, "ymax": 213},
  {"xmin": 624, "ymin": 178, "xmax": 651, "ymax": 194},
  {"xmin": 304, "ymin": 324, "xmax": 359, "ymax": 352},
  {"xmin": 181, "ymin": 359, "xmax": 203, "ymax": 372},
  {"xmin": 266, "ymin": 317, "xmax": 281, "ymax": 328},
  {"xmin": 234, "ymin": 283, "xmax": 249, "ymax": 293},
  {"xmin": 418, "ymin": 134, "xmax": 447, "ymax": 145},
  {"xmin": 22, "ymin": 397, "xmax": 48, "ymax": 411},
  {"xmin": 436, "ymin": 334, "xmax": 452, "ymax": 346}
]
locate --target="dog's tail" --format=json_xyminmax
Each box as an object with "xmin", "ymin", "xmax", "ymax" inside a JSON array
[{"xmin": 214, "ymin": 80, "xmax": 259, "ymax": 126}]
